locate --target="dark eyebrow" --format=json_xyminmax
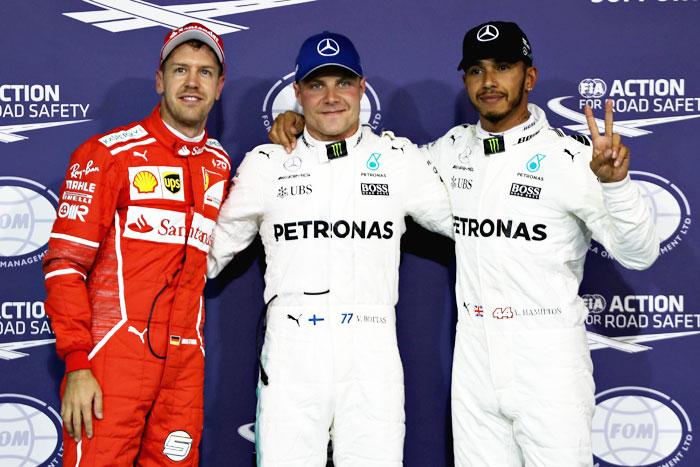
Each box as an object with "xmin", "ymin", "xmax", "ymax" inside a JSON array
[{"xmin": 168, "ymin": 62, "xmax": 215, "ymax": 70}]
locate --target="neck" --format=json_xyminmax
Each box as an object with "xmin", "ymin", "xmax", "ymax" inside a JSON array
[
  {"xmin": 306, "ymin": 122, "xmax": 360, "ymax": 142},
  {"xmin": 159, "ymin": 105, "xmax": 206, "ymax": 139},
  {"xmin": 479, "ymin": 106, "xmax": 530, "ymax": 133}
]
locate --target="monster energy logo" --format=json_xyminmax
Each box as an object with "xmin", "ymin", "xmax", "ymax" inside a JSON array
[
  {"xmin": 483, "ymin": 136, "xmax": 505, "ymax": 155},
  {"xmin": 326, "ymin": 140, "xmax": 348, "ymax": 159}
]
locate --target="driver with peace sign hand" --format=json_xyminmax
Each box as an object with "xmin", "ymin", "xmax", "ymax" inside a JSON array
[
  {"xmin": 268, "ymin": 20, "xmax": 659, "ymax": 467},
  {"xmin": 585, "ymin": 99, "xmax": 630, "ymax": 182}
]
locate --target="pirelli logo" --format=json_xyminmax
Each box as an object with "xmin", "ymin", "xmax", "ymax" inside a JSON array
[
  {"xmin": 361, "ymin": 183, "xmax": 389, "ymax": 196},
  {"xmin": 509, "ymin": 182, "xmax": 541, "ymax": 200}
]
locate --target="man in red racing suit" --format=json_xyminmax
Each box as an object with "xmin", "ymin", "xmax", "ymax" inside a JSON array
[{"xmin": 42, "ymin": 22, "xmax": 230, "ymax": 466}]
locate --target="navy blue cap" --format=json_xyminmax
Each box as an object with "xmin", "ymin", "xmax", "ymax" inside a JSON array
[
  {"xmin": 295, "ymin": 31, "xmax": 363, "ymax": 82},
  {"xmin": 458, "ymin": 21, "xmax": 533, "ymax": 70}
]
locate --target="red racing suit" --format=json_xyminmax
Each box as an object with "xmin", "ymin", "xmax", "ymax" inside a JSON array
[{"xmin": 43, "ymin": 106, "xmax": 230, "ymax": 466}]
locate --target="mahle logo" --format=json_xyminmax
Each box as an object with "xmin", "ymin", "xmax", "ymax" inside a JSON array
[
  {"xmin": 261, "ymin": 72, "xmax": 382, "ymax": 132},
  {"xmin": 592, "ymin": 387, "xmax": 692, "ymax": 467}
]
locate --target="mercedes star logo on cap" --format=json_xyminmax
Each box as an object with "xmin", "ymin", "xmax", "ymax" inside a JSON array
[
  {"xmin": 317, "ymin": 38, "xmax": 340, "ymax": 56},
  {"xmin": 477, "ymin": 24, "xmax": 499, "ymax": 42}
]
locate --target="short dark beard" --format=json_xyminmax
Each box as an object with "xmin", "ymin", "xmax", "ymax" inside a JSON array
[{"xmin": 474, "ymin": 74, "xmax": 526, "ymax": 125}]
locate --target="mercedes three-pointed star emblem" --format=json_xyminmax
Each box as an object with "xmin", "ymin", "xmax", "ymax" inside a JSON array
[
  {"xmin": 317, "ymin": 38, "xmax": 340, "ymax": 56},
  {"xmin": 477, "ymin": 24, "xmax": 499, "ymax": 42}
]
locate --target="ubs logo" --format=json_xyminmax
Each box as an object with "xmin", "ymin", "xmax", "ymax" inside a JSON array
[
  {"xmin": 278, "ymin": 184, "xmax": 312, "ymax": 199},
  {"xmin": 451, "ymin": 176, "xmax": 473, "ymax": 190}
]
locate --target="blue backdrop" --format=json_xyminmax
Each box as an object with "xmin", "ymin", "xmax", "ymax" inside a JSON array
[{"xmin": 1, "ymin": 1, "xmax": 699, "ymax": 466}]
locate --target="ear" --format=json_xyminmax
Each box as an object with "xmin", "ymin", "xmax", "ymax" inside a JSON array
[
  {"xmin": 293, "ymin": 81, "xmax": 301, "ymax": 105},
  {"xmin": 359, "ymin": 77, "xmax": 367, "ymax": 96},
  {"xmin": 215, "ymin": 75, "xmax": 225, "ymax": 101},
  {"xmin": 525, "ymin": 66, "xmax": 538, "ymax": 92},
  {"xmin": 155, "ymin": 69, "xmax": 164, "ymax": 95}
]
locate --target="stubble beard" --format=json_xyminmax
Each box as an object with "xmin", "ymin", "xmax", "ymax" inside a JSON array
[
  {"xmin": 476, "ymin": 76, "xmax": 526, "ymax": 125},
  {"xmin": 162, "ymin": 92, "xmax": 209, "ymax": 130}
]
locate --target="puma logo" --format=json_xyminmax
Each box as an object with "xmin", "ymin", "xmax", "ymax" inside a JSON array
[
  {"xmin": 564, "ymin": 149, "xmax": 579, "ymax": 161},
  {"xmin": 128, "ymin": 325, "xmax": 148, "ymax": 344},
  {"xmin": 132, "ymin": 150, "xmax": 148, "ymax": 161},
  {"xmin": 287, "ymin": 314, "xmax": 301, "ymax": 327}
]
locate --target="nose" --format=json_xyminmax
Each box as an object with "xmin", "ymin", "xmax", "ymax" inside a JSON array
[
  {"xmin": 482, "ymin": 67, "xmax": 497, "ymax": 89},
  {"xmin": 184, "ymin": 69, "xmax": 200, "ymax": 89},
  {"xmin": 323, "ymin": 85, "xmax": 340, "ymax": 104}
]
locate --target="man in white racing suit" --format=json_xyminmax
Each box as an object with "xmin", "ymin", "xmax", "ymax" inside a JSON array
[
  {"xmin": 421, "ymin": 21, "xmax": 659, "ymax": 466},
  {"xmin": 207, "ymin": 31, "xmax": 452, "ymax": 467},
  {"xmin": 268, "ymin": 20, "xmax": 659, "ymax": 467}
]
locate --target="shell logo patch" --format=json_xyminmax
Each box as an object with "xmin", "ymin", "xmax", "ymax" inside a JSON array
[
  {"xmin": 133, "ymin": 171, "xmax": 158, "ymax": 193},
  {"xmin": 128, "ymin": 166, "xmax": 185, "ymax": 202}
]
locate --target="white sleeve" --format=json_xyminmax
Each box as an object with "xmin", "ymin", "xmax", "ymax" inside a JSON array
[
  {"xmin": 403, "ymin": 144, "xmax": 454, "ymax": 239},
  {"xmin": 569, "ymin": 163, "xmax": 659, "ymax": 270},
  {"xmin": 207, "ymin": 151, "xmax": 265, "ymax": 278},
  {"xmin": 417, "ymin": 137, "xmax": 445, "ymax": 178}
]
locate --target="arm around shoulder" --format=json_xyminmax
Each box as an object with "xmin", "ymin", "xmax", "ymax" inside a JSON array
[{"xmin": 207, "ymin": 146, "xmax": 273, "ymax": 277}]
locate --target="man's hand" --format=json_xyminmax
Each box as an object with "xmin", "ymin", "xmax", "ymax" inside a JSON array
[
  {"xmin": 268, "ymin": 111, "xmax": 305, "ymax": 153},
  {"xmin": 584, "ymin": 99, "xmax": 630, "ymax": 183},
  {"xmin": 61, "ymin": 369, "xmax": 103, "ymax": 442}
]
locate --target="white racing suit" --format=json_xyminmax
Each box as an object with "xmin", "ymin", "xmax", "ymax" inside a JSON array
[
  {"xmin": 422, "ymin": 104, "xmax": 659, "ymax": 467},
  {"xmin": 208, "ymin": 125, "xmax": 452, "ymax": 467}
]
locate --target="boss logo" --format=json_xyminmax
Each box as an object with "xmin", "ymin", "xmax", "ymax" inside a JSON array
[
  {"xmin": 361, "ymin": 183, "xmax": 389, "ymax": 196},
  {"xmin": 510, "ymin": 182, "xmax": 541, "ymax": 199}
]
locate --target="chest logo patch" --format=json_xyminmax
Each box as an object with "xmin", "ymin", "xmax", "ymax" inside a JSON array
[
  {"xmin": 128, "ymin": 166, "xmax": 185, "ymax": 202},
  {"xmin": 510, "ymin": 182, "xmax": 541, "ymax": 199},
  {"xmin": 526, "ymin": 154, "xmax": 546, "ymax": 172},
  {"xmin": 133, "ymin": 171, "xmax": 158, "ymax": 193},
  {"xmin": 366, "ymin": 153, "xmax": 381, "ymax": 171},
  {"xmin": 163, "ymin": 172, "xmax": 182, "ymax": 194}
]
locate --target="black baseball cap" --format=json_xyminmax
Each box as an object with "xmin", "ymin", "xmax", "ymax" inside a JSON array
[{"xmin": 457, "ymin": 21, "xmax": 533, "ymax": 70}]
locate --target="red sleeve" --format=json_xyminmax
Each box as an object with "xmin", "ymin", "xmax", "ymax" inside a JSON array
[{"xmin": 42, "ymin": 139, "xmax": 122, "ymax": 373}]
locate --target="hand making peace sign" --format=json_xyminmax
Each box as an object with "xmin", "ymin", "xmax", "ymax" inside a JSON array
[{"xmin": 584, "ymin": 99, "xmax": 630, "ymax": 183}]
